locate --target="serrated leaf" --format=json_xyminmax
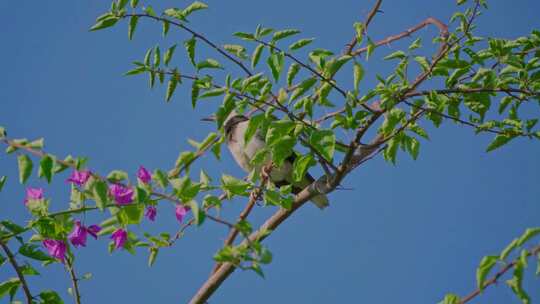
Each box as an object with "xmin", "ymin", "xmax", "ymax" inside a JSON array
[
  {"xmin": 292, "ymin": 154, "xmax": 315, "ymax": 183},
  {"xmin": 244, "ymin": 114, "xmax": 265, "ymax": 145},
  {"xmin": 93, "ymin": 180, "xmax": 109, "ymax": 211},
  {"xmin": 90, "ymin": 16, "xmax": 119, "ymax": 31},
  {"xmin": 153, "ymin": 46, "xmax": 161, "ymax": 66},
  {"xmin": 251, "ymin": 44, "xmax": 264, "ymax": 69},
  {"xmin": 384, "ymin": 50, "xmax": 407, "ymax": 60},
  {"xmin": 290, "ymin": 77, "xmax": 317, "ymax": 101},
  {"xmin": 17, "ymin": 154, "xmax": 33, "ymax": 184},
  {"xmin": 287, "ymin": 63, "xmax": 300, "ymax": 87},
  {"xmin": 234, "ymin": 32, "xmax": 255, "ymax": 41},
  {"xmin": 199, "ymin": 88, "xmax": 227, "ymax": 99},
  {"xmin": 476, "ymin": 255, "xmax": 498, "ymax": 290},
  {"xmin": 289, "ymin": 38, "xmax": 314, "ymax": 50},
  {"xmin": 309, "ymin": 130, "xmax": 335, "ymax": 161},
  {"xmin": 197, "ymin": 58, "xmax": 223, "ymax": 71},
  {"xmin": 182, "ymin": 1, "xmax": 208, "ymax": 18},
  {"xmin": 128, "ymin": 16, "xmax": 138, "ymax": 40},
  {"xmin": 164, "ymin": 44, "xmax": 177, "ymax": 66},
  {"xmin": 184, "ymin": 38, "xmax": 196, "ymax": 67},
  {"xmin": 162, "ymin": 20, "xmax": 170, "ymax": 37},
  {"xmin": 267, "ymin": 53, "xmax": 284, "ymax": 82},
  {"xmin": 38, "ymin": 155, "xmax": 54, "ymax": 183},
  {"xmin": 166, "ymin": 74, "xmax": 179, "ymax": 102},
  {"xmin": 486, "ymin": 134, "xmax": 513, "ymax": 152},
  {"xmin": 272, "ymin": 29, "xmax": 300, "ymax": 41}
]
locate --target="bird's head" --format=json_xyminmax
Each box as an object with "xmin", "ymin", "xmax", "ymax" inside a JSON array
[{"xmin": 201, "ymin": 111, "xmax": 248, "ymax": 135}]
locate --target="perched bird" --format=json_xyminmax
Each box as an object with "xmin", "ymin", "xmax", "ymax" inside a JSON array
[{"xmin": 203, "ymin": 112, "xmax": 329, "ymax": 209}]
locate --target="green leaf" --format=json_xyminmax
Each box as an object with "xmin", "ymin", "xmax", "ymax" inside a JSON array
[
  {"xmin": 0, "ymin": 126, "xmax": 6, "ymax": 138},
  {"xmin": 486, "ymin": 134, "xmax": 513, "ymax": 152},
  {"xmin": 366, "ymin": 38, "xmax": 376, "ymax": 60},
  {"xmin": 162, "ymin": 20, "xmax": 170, "ymax": 37},
  {"xmin": 39, "ymin": 290, "xmax": 63, "ymax": 304},
  {"xmin": 251, "ymin": 44, "xmax": 264, "ymax": 69},
  {"xmin": 290, "ymin": 77, "xmax": 317, "ymax": 101},
  {"xmin": 234, "ymin": 32, "xmax": 255, "ymax": 41},
  {"xmin": 500, "ymin": 238, "xmax": 519, "ymax": 260},
  {"xmin": 164, "ymin": 44, "xmax": 177, "ymax": 66},
  {"xmin": 0, "ymin": 278, "xmax": 20, "ymax": 300},
  {"xmin": 292, "ymin": 154, "xmax": 315, "ymax": 183},
  {"xmin": 289, "ymin": 38, "xmax": 314, "ymax": 50},
  {"xmin": 90, "ymin": 16, "xmax": 119, "ymax": 31},
  {"xmin": 153, "ymin": 46, "xmax": 161, "ymax": 66},
  {"xmin": 223, "ymin": 44, "xmax": 247, "ymax": 59},
  {"xmin": 199, "ymin": 88, "xmax": 227, "ymax": 99},
  {"xmin": 221, "ymin": 175, "xmax": 250, "ymax": 197},
  {"xmin": 124, "ymin": 66, "xmax": 146, "ymax": 76},
  {"xmin": 93, "ymin": 180, "xmax": 109, "ymax": 211},
  {"xmin": 182, "ymin": 1, "xmax": 208, "ymax": 18},
  {"xmin": 286, "ymin": 63, "xmax": 300, "ymax": 87},
  {"xmin": 38, "ymin": 155, "xmax": 54, "ymax": 183},
  {"xmin": 166, "ymin": 75, "xmax": 179, "ymax": 102},
  {"xmin": 19, "ymin": 244, "xmax": 51, "ymax": 261},
  {"xmin": 414, "ymin": 56, "xmax": 430, "ymax": 72},
  {"xmin": 271, "ymin": 136, "xmax": 295, "ymax": 166},
  {"xmin": 244, "ymin": 114, "xmax": 266, "ymax": 145},
  {"xmin": 353, "ymin": 62, "xmax": 364, "ymax": 92},
  {"xmin": 0, "ymin": 176, "xmax": 6, "ymax": 192},
  {"xmin": 130, "ymin": 0, "xmax": 139, "ymax": 8},
  {"xmin": 17, "ymin": 154, "xmax": 33, "ymax": 184},
  {"xmin": 384, "ymin": 136, "xmax": 399, "ymax": 164},
  {"xmin": 325, "ymin": 55, "xmax": 352, "ymax": 77},
  {"xmin": 188, "ymin": 200, "xmax": 205, "ymax": 226},
  {"xmin": 517, "ymin": 227, "xmax": 540, "ymax": 246},
  {"xmin": 107, "ymin": 170, "xmax": 128, "ymax": 183},
  {"xmin": 197, "ymin": 58, "xmax": 223, "ymax": 71},
  {"xmin": 153, "ymin": 170, "xmax": 169, "ymax": 188},
  {"xmin": 128, "ymin": 15, "xmax": 138, "ymax": 40},
  {"xmin": 353, "ymin": 22, "xmax": 364, "ymax": 44},
  {"xmin": 266, "ymin": 121, "xmax": 296, "ymax": 146},
  {"xmin": 272, "ymin": 29, "xmax": 300, "ymax": 41},
  {"xmin": 409, "ymin": 38, "xmax": 422, "ymax": 50},
  {"xmin": 184, "ymin": 38, "xmax": 197, "ymax": 67},
  {"xmin": 384, "ymin": 50, "xmax": 407, "ymax": 60},
  {"xmin": 309, "ymin": 130, "xmax": 335, "ymax": 161},
  {"xmin": 19, "ymin": 264, "xmax": 40, "ymax": 276},
  {"xmin": 267, "ymin": 52, "xmax": 284, "ymax": 82},
  {"xmin": 117, "ymin": 204, "xmax": 144, "ymax": 225},
  {"xmin": 148, "ymin": 248, "xmax": 158, "ymax": 267},
  {"xmin": 476, "ymin": 255, "xmax": 498, "ymax": 290},
  {"xmin": 439, "ymin": 293, "xmax": 460, "ymax": 304}
]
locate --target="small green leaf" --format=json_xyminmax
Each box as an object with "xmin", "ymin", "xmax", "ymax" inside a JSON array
[
  {"xmin": 286, "ymin": 63, "xmax": 300, "ymax": 87},
  {"xmin": 128, "ymin": 15, "xmax": 138, "ymax": 40},
  {"xmin": 353, "ymin": 22, "xmax": 364, "ymax": 44},
  {"xmin": 353, "ymin": 62, "xmax": 364, "ymax": 92},
  {"xmin": 17, "ymin": 154, "xmax": 33, "ymax": 184},
  {"xmin": 289, "ymin": 38, "xmax": 314, "ymax": 50},
  {"xmin": 117, "ymin": 204, "xmax": 144, "ymax": 225},
  {"xmin": 90, "ymin": 16, "xmax": 119, "ymax": 31},
  {"xmin": 182, "ymin": 1, "xmax": 208, "ymax": 18},
  {"xmin": 184, "ymin": 38, "xmax": 197, "ymax": 67},
  {"xmin": 188, "ymin": 200, "xmax": 205, "ymax": 226},
  {"xmin": 251, "ymin": 44, "xmax": 264, "ymax": 69},
  {"xmin": 244, "ymin": 114, "xmax": 266, "ymax": 145},
  {"xmin": 148, "ymin": 247, "xmax": 158, "ymax": 267},
  {"xmin": 384, "ymin": 50, "xmax": 407, "ymax": 60},
  {"xmin": 153, "ymin": 170, "xmax": 169, "ymax": 188},
  {"xmin": 153, "ymin": 46, "xmax": 161, "ymax": 67},
  {"xmin": 19, "ymin": 244, "xmax": 51, "ymax": 261},
  {"xmin": 39, "ymin": 290, "xmax": 63, "ymax": 304},
  {"xmin": 107, "ymin": 170, "xmax": 128, "ymax": 183},
  {"xmin": 0, "ymin": 278, "xmax": 20, "ymax": 300},
  {"xmin": 199, "ymin": 88, "xmax": 227, "ymax": 99},
  {"xmin": 517, "ymin": 227, "xmax": 540, "ymax": 246},
  {"xmin": 267, "ymin": 52, "xmax": 284, "ymax": 82},
  {"xmin": 486, "ymin": 134, "xmax": 513, "ymax": 152},
  {"xmin": 476, "ymin": 255, "xmax": 498, "ymax": 290},
  {"xmin": 292, "ymin": 154, "xmax": 315, "ymax": 183},
  {"xmin": 223, "ymin": 44, "xmax": 247, "ymax": 59},
  {"xmin": 291, "ymin": 77, "xmax": 317, "ymax": 101},
  {"xmin": 38, "ymin": 155, "xmax": 54, "ymax": 183},
  {"xmin": 93, "ymin": 180, "xmax": 109, "ymax": 211},
  {"xmin": 233, "ymin": 32, "xmax": 255, "ymax": 41},
  {"xmin": 309, "ymin": 130, "xmax": 335, "ymax": 161},
  {"xmin": 221, "ymin": 175, "xmax": 250, "ymax": 197},
  {"xmin": 164, "ymin": 44, "xmax": 177, "ymax": 66},
  {"xmin": 440, "ymin": 293, "xmax": 460, "ymax": 304},
  {"xmin": 162, "ymin": 20, "xmax": 170, "ymax": 37},
  {"xmin": 166, "ymin": 74, "xmax": 179, "ymax": 102},
  {"xmin": 0, "ymin": 176, "xmax": 6, "ymax": 192},
  {"xmin": 130, "ymin": 0, "xmax": 139, "ymax": 8},
  {"xmin": 0, "ymin": 126, "xmax": 6, "ymax": 138},
  {"xmin": 196, "ymin": 59, "xmax": 223, "ymax": 71},
  {"xmin": 272, "ymin": 29, "xmax": 300, "ymax": 41},
  {"xmin": 366, "ymin": 38, "xmax": 376, "ymax": 60},
  {"xmin": 500, "ymin": 238, "xmax": 519, "ymax": 260}
]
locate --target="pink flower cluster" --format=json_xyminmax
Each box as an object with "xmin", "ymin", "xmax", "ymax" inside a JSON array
[{"xmin": 33, "ymin": 166, "xmax": 193, "ymax": 261}]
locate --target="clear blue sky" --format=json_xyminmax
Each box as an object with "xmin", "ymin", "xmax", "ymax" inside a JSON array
[{"xmin": 1, "ymin": 1, "xmax": 539, "ymax": 303}]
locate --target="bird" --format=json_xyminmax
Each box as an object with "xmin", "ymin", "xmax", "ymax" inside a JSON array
[{"xmin": 203, "ymin": 111, "xmax": 329, "ymax": 209}]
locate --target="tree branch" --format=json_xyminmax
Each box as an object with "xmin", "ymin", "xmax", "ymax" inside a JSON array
[
  {"xmin": 66, "ymin": 258, "xmax": 82, "ymax": 304},
  {"xmin": 0, "ymin": 240, "xmax": 33, "ymax": 304},
  {"xmin": 343, "ymin": 0, "xmax": 383, "ymax": 55}
]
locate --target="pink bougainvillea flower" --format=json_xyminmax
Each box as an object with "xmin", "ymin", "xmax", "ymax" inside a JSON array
[
  {"xmin": 145, "ymin": 206, "xmax": 157, "ymax": 222},
  {"xmin": 24, "ymin": 187, "xmax": 44, "ymax": 205},
  {"xmin": 175, "ymin": 205, "xmax": 190, "ymax": 223},
  {"xmin": 42, "ymin": 239, "xmax": 66, "ymax": 262},
  {"xmin": 68, "ymin": 221, "xmax": 88, "ymax": 248},
  {"xmin": 87, "ymin": 225, "xmax": 101, "ymax": 239},
  {"xmin": 108, "ymin": 184, "xmax": 134, "ymax": 205},
  {"xmin": 111, "ymin": 228, "xmax": 128, "ymax": 249},
  {"xmin": 137, "ymin": 166, "xmax": 152, "ymax": 184},
  {"xmin": 66, "ymin": 170, "xmax": 91, "ymax": 187}
]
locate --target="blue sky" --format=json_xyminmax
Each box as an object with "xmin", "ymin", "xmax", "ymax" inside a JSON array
[{"xmin": 0, "ymin": 1, "xmax": 539, "ymax": 303}]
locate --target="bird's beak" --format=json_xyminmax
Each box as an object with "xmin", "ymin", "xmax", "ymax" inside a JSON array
[{"xmin": 201, "ymin": 114, "xmax": 217, "ymax": 122}]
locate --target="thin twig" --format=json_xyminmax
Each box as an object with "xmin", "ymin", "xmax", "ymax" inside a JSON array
[
  {"xmin": 344, "ymin": 0, "xmax": 383, "ymax": 54},
  {"xmin": 0, "ymin": 240, "xmax": 33, "ymax": 304},
  {"xmin": 66, "ymin": 258, "xmax": 82, "ymax": 304}
]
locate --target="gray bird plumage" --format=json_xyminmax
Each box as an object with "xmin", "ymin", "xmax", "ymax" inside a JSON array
[{"xmin": 223, "ymin": 113, "xmax": 329, "ymax": 209}]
